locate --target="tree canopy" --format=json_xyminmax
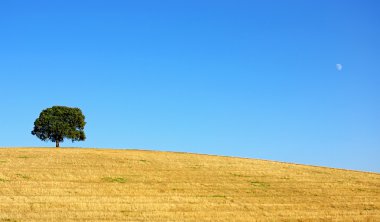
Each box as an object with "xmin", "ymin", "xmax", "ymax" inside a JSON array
[{"xmin": 31, "ymin": 106, "xmax": 86, "ymax": 147}]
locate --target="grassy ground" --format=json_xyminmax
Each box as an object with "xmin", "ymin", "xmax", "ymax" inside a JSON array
[{"xmin": 0, "ymin": 148, "xmax": 379, "ymax": 221}]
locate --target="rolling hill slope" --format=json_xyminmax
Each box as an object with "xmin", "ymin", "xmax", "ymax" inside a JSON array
[{"xmin": 0, "ymin": 148, "xmax": 379, "ymax": 221}]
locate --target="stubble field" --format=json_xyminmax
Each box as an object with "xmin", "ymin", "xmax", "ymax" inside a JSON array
[{"xmin": 0, "ymin": 148, "xmax": 379, "ymax": 221}]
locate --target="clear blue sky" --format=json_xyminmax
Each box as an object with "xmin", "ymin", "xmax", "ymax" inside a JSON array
[{"xmin": 0, "ymin": 1, "xmax": 379, "ymax": 172}]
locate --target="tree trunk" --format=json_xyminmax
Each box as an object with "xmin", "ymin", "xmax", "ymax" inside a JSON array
[{"xmin": 56, "ymin": 141, "xmax": 60, "ymax": 148}]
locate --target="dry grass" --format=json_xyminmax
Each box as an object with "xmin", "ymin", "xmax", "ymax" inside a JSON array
[{"xmin": 0, "ymin": 147, "xmax": 379, "ymax": 221}]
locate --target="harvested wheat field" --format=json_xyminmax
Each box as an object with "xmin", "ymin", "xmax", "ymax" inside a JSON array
[{"xmin": 0, "ymin": 148, "xmax": 379, "ymax": 221}]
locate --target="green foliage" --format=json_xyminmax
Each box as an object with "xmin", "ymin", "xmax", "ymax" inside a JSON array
[
  {"xmin": 102, "ymin": 177, "xmax": 128, "ymax": 183},
  {"xmin": 17, "ymin": 156, "xmax": 30, "ymax": 159},
  {"xmin": 250, "ymin": 181, "xmax": 270, "ymax": 188},
  {"xmin": 31, "ymin": 106, "xmax": 86, "ymax": 147},
  {"xmin": 15, "ymin": 174, "xmax": 30, "ymax": 180}
]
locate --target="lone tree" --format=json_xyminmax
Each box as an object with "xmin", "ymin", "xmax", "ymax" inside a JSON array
[{"xmin": 31, "ymin": 106, "xmax": 86, "ymax": 148}]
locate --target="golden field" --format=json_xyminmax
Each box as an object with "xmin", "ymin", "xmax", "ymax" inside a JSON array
[{"xmin": 0, "ymin": 148, "xmax": 379, "ymax": 221}]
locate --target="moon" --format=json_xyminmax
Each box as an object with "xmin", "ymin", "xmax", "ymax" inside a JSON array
[{"xmin": 336, "ymin": 64, "xmax": 343, "ymax": 71}]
